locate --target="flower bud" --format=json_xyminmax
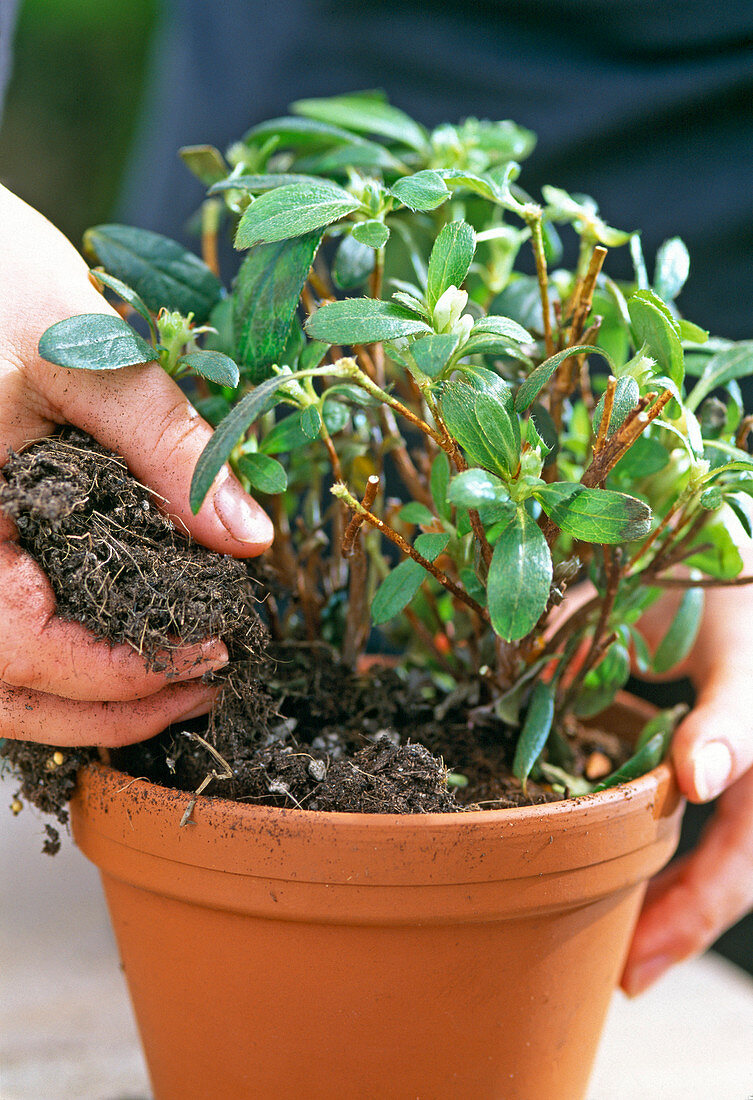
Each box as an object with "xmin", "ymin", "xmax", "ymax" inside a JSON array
[{"xmin": 433, "ymin": 286, "xmax": 468, "ymax": 333}]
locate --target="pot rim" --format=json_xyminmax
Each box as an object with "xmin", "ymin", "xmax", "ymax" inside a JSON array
[
  {"xmin": 70, "ymin": 694, "xmax": 684, "ymax": 919},
  {"xmin": 79, "ymin": 689, "xmax": 677, "ymax": 828}
]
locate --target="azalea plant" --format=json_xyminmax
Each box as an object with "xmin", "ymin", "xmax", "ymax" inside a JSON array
[{"xmin": 38, "ymin": 91, "xmax": 753, "ymax": 795}]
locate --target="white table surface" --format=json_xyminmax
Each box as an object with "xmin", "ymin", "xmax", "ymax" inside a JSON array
[{"xmin": 2, "ymin": 774, "xmax": 752, "ymax": 1100}]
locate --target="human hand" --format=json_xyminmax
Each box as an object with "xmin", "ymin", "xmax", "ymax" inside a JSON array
[
  {"xmin": 0, "ymin": 185, "xmax": 273, "ymax": 746},
  {"xmin": 621, "ymin": 554, "xmax": 753, "ymax": 995}
]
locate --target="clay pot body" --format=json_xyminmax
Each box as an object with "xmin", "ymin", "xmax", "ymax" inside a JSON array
[{"xmin": 70, "ymin": 698, "xmax": 683, "ymax": 1100}]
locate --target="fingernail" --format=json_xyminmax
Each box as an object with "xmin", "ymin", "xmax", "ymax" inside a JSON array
[
  {"xmin": 174, "ymin": 651, "xmax": 228, "ymax": 680},
  {"xmin": 213, "ymin": 476, "xmax": 272, "ymax": 545},
  {"xmin": 691, "ymin": 741, "xmax": 733, "ymax": 802},
  {"xmin": 623, "ymin": 953, "xmax": 672, "ymax": 998}
]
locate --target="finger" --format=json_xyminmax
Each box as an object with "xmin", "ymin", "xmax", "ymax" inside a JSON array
[
  {"xmin": 56, "ymin": 363, "xmax": 273, "ymax": 555},
  {"xmin": 2, "ymin": 203, "xmax": 273, "ymax": 557},
  {"xmin": 621, "ymin": 767, "xmax": 753, "ymax": 996},
  {"xmin": 671, "ymin": 665, "xmax": 753, "ymax": 803},
  {"xmin": 0, "ymin": 541, "xmax": 228, "ymax": 700},
  {"xmin": 0, "ymin": 678, "xmax": 220, "ymax": 748}
]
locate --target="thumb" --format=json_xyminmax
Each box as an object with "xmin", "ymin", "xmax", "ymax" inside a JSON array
[
  {"xmin": 44, "ymin": 359, "xmax": 274, "ymax": 557},
  {"xmin": 671, "ymin": 664, "xmax": 753, "ymax": 804}
]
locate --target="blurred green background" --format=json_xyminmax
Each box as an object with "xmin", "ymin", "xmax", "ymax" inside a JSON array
[{"xmin": 0, "ymin": 0, "xmax": 158, "ymax": 243}]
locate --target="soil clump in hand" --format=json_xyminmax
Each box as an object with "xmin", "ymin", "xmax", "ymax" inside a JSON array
[{"xmin": 0, "ymin": 431, "xmax": 471, "ymax": 846}]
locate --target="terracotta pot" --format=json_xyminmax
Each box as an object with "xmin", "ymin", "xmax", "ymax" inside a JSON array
[{"xmin": 70, "ymin": 695, "xmax": 683, "ymax": 1100}]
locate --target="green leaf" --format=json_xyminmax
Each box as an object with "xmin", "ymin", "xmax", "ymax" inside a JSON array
[
  {"xmin": 371, "ymin": 559, "xmax": 425, "ymax": 624},
  {"xmin": 653, "ymin": 237, "xmax": 690, "ymax": 302},
  {"xmin": 179, "ymin": 144, "xmax": 228, "ymax": 185},
  {"xmin": 209, "ymin": 172, "xmax": 322, "ymax": 194},
  {"xmin": 534, "ymin": 483, "xmax": 651, "ymax": 543},
  {"xmin": 411, "ymin": 334, "xmax": 459, "ymax": 378},
  {"xmin": 398, "ymin": 502, "xmax": 435, "ymax": 525},
  {"xmin": 515, "ymin": 345, "xmax": 612, "ymax": 412},
  {"xmin": 430, "ymin": 452, "xmax": 452, "ymax": 521},
  {"xmin": 441, "ymin": 381, "xmax": 505, "ymax": 476},
  {"xmin": 487, "ymin": 509, "xmax": 552, "ymax": 641},
  {"xmin": 471, "ymin": 315, "xmax": 532, "ymax": 345},
  {"xmin": 610, "ymin": 436, "xmax": 669, "ymax": 479},
  {"xmin": 291, "ymin": 93, "xmax": 429, "ymax": 152},
  {"xmin": 235, "ymin": 182, "xmax": 360, "ymax": 249},
  {"xmin": 473, "ymin": 390, "xmax": 521, "ymax": 476},
  {"xmin": 627, "ymin": 290, "xmax": 684, "ymax": 387},
  {"xmin": 678, "ymin": 319, "xmax": 709, "ymax": 344},
  {"xmin": 512, "ymin": 681, "xmax": 555, "ymax": 786},
  {"xmin": 441, "ymin": 371, "xmax": 521, "ymax": 477},
  {"xmin": 319, "ymin": 398, "xmax": 349, "ymax": 433},
  {"xmin": 447, "ymin": 469, "xmax": 510, "ymax": 510},
  {"xmin": 89, "ymin": 269, "xmax": 156, "ymax": 338},
  {"xmin": 684, "ymin": 513, "xmax": 744, "ymax": 578},
  {"xmin": 351, "ymin": 220, "xmax": 390, "ymax": 248},
  {"xmin": 295, "ymin": 142, "xmax": 404, "ymax": 175},
  {"xmin": 391, "ymin": 170, "xmax": 450, "ymax": 211},
  {"xmin": 652, "ymin": 587, "xmax": 704, "ymax": 674},
  {"xmin": 458, "ymin": 567, "xmax": 487, "ymax": 607},
  {"xmin": 700, "ymin": 485, "xmax": 724, "ymax": 510},
  {"xmin": 305, "ymin": 298, "xmax": 430, "ymax": 345},
  {"xmin": 38, "ymin": 313, "xmax": 156, "ymax": 372},
  {"xmin": 83, "ymin": 224, "xmax": 222, "ymax": 324},
  {"xmin": 593, "ymin": 376, "xmax": 640, "ymax": 437},
  {"xmin": 635, "ymin": 705, "xmax": 688, "ymax": 754},
  {"xmin": 259, "ymin": 411, "xmax": 314, "ymax": 454},
  {"xmin": 727, "ymin": 493, "xmax": 753, "ymax": 538},
  {"xmin": 178, "ymin": 350, "xmax": 239, "ymax": 388},
  {"xmin": 592, "ymin": 732, "xmax": 665, "ymax": 792},
  {"xmin": 542, "ymin": 186, "xmax": 631, "ymax": 247},
  {"xmin": 233, "ymin": 232, "xmax": 321, "ymax": 383},
  {"xmin": 237, "ymin": 452, "xmax": 288, "ymax": 494},
  {"xmin": 190, "ymin": 370, "xmax": 314, "ymax": 512},
  {"xmin": 332, "ymin": 235, "xmax": 375, "ymax": 290},
  {"xmin": 685, "ymin": 342, "xmax": 753, "ymax": 412},
  {"xmin": 414, "ymin": 532, "xmax": 449, "ymax": 560},
  {"xmin": 457, "ymin": 117, "xmax": 536, "ymax": 160},
  {"xmin": 195, "ymin": 394, "xmax": 232, "ymax": 428},
  {"xmin": 300, "ymin": 405, "xmax": 322, "ymax": 438},
  {"xmin": 572, "ymin": 643, "xmax": 631, "ymax": 719},
  {"xmin": 370, "ymin": 530, "xmax": 448, "ymax": 626},
  {"xmin": 244, "ymin": 114, "xmax": 399, "ymax": 163},
  {"xmin": 426, "ymin": 221, "xmax": 476, "ymax": 310},
  {"xmin": 438, "ymin": 168, "xmax": 502, "ymax": 202}
]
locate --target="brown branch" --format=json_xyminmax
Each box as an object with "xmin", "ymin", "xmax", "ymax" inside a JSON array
[
  {"xmin": 448, "ymin": 446, "xmax": 494, "ymax": 568},
  {"xmin": 342, "ymin": 475, "xmax": 380, "ymax": 557},
  {"xmin": 318, "ymin": 418, "xmax": 343, "ymax": 483},
  {"xmin": 404, "ymin": 608, "xmax": 458, "ymax": 674},
  {"xmin": 342, "ymin": 544, "xmax": 369, "ymax": 668},
  {"xmin": 581, "ymin": 389, "xmax": 673, "ymax": 489},
  {"xmin": 624, "ymin": 498, "xmax": 684, "ymax": 572},
  {"xmin": 559, "ymin": 547, "xmax": 621, "ymax": 712},
  {"xmin": 549, "ymin": 246, "xmax": 606, "ymax": 430},
  {"xmin": 736, "ymin": 415, "xmax": 753, "ymax": 451},
  {"xmin": 593, "ymin": 375, "xmax": 617, "ymax": 455},
  {"xmin": 525, "ymin": 211, "xmax": 554, "ymax": 356},
  {"xmin": 653, "ymin": 511, "xmax": 708, "ymax": 573},
  {"xmin": 380, "ymin": 407, "xmax": 434, "ymax": 508},
  {"xmin": 332, "ymin": 484, "xmax": 489, "ymax": 621},
  {"xmin": 308, "ymin": 267, "xmax": 332, "ymax": 299},
  {"xmin": 653, "ymin": 573, "xmax": 753, "ymax": 588},
  {"xmin": 201, "ymin": 200, "xmax": 221, "ymax": 278},
  {"xmin": 569, "ymin": 246, "xmax": 607, "ymax": 345}
]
